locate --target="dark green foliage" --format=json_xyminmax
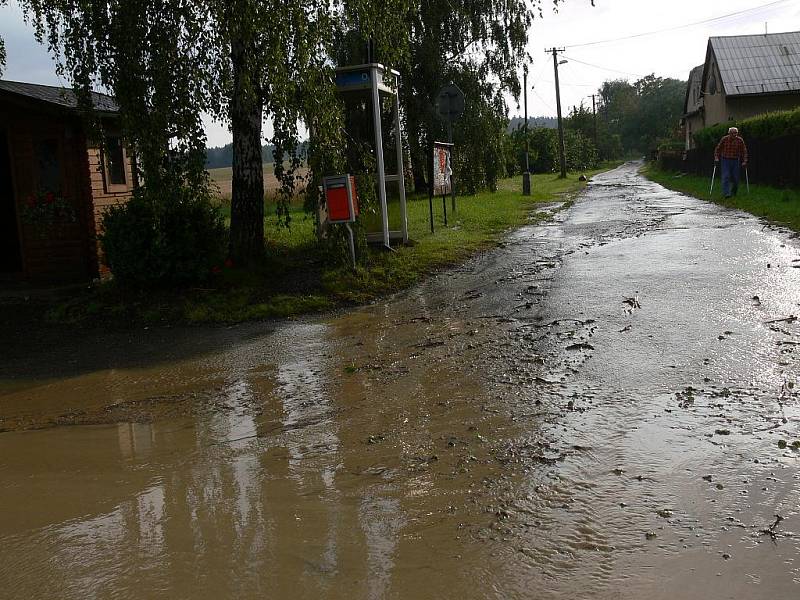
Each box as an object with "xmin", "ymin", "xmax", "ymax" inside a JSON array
[
  {"xmin": 598, "ymin": 75, "xmax": 685, "ymax": 155},
  {"xmin": 398, "ymin": 0, "xmax": 561, "ymax": 194},
  {"xmin": 693, "ymin": 107, "xmax": 800, "ymax": 149},
  {"xmin": 506, "ymin": 124, "xmax": 598, "ymax": 176},
  {"xmin": 450, "ymin": 66, "xmax": 509, "ymax": 194},
  {"xmin": 563, "ymin": 130, "xmax": 599, "ymax": 171},
  {"xmin": 100, "ymin": 189, "xmax": 226, "ymax": 288}
]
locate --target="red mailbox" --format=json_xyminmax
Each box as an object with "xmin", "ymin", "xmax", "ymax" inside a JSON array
[{"xmin": 323, "ymin": 175, "xmax": 359, "ymax": 223}]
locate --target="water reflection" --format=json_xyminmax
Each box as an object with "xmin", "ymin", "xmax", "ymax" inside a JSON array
[
  {"xmin": 4, "ymin": 163, "xmax": 798, "ymax": 599},
  {"xmin": 117, "ymin": 422, "xmax": 154, "ymax": 459}
]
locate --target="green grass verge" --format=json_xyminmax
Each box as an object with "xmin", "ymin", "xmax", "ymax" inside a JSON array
[
  {"xmin": 642, "ymin": 164, "xmax": 800, "ymax": 232},
  {"xmin": 51, "ymin": 164, "xmax": 620, "ymax": 325}
]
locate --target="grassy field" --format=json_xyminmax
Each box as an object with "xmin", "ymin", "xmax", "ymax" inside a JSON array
[
  {"xmin": 53, "ymin": 164, "xmax": 620, "ymax": 324},
  {"xmin": 642, "ymin": 164, "xmax": 800, "ymax": 232},
  {"xmin": 208, "ymin": 164, "xmax": 309, "ymax": 200}
]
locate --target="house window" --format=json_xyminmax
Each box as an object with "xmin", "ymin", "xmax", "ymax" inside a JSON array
[
  {"xmin": 105, "ymin": 135, "xmax": 127, "ymax": 186},
  {"xmin": 34, "ymin": 139, "xmax": 61, "ymax": 193}
]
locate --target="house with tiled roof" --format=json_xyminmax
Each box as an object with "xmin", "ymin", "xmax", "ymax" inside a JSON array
[
  {"xmin": 682, "ymin": 31, "xmax": 800, "ymax": 149},
  {"xmin": 0, "ymin": 80, "xmax": 135, "ymax": 281}
]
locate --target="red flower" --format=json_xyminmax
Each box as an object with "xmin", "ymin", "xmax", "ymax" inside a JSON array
[
  {"xmin": 224, "ymin": 258, "xmax": 234, "ymax": 269},
  {"xmin": 45, "ymin": 192, "xmax": 55, "ymax": 204},
  {"xmin": 211, "ymin": 265, "xmax": 222, "ymax": 274}
]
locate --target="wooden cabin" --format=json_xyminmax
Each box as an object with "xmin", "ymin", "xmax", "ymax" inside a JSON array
[{"xmin": 0, "ymin": 80, "xmax": 135, "ymax": 282}]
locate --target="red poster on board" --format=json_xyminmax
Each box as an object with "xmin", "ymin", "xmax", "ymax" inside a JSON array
[{"xmin": 432, "ymin": 142, "xmax": 453, "ymax": 195}]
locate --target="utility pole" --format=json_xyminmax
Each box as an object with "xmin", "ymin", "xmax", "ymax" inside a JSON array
[
  {"xmin": 547, "ymin": 47, "xmax": 567, "ymax": 178},
  {"xmin": 591, "ymin": 94, "xmax": 598, "ymax": 149},
  {"xmin": 522, "ymin": 65, "xmax": 531, "ymax": 196}
]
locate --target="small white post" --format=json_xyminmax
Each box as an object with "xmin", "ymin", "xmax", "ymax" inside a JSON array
[
  {"xmin": 370, "ymin": 65, "xmax": 390, "ymax": 249},
  {"xmin": 393, "ymin": 91, "xmax": 408, "ymax": 244}
]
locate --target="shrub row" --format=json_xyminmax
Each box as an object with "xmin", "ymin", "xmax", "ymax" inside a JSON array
[{"xmin": 693, "ymin": 106, "xmax": 800, "ymax": 149}]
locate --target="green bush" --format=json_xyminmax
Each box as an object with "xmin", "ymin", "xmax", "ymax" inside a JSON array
[
  {"xmin": 564, "ymin": 130, "xmax": 599, "ymax": 171},
  {"xmin": 100, "ymin": 189, "xmax": 226, "ymax": 287},
  {"xmin": 693, "ymin": 106, "xmax": 800, "ymax": 149},
  {"xmin": 504, "ymin": 124, "xmax": 600, "ymax": 175}
]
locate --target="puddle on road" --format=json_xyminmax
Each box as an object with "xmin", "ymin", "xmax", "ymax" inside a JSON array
[{"xmin": 2, "ymin": 163, "xmax": 799, "ymax": 599}]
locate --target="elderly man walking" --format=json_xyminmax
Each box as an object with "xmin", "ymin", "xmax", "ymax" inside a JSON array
[{"xmin": 714, "ymin": 127, "xmax": 748, "ymax": 198}]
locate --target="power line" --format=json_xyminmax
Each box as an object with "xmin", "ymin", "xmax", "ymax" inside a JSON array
[
  {"xmin": 532, "ymin": 87, "xmax": 555, "ymax": 113},
  {"xmin": 542, "ymin": 79, "xmax": 596, "ymax": 88},
  {"xmin": 564, "ymin": 0, "xmax": 793, "ymax": 49},
  {"xmin": 561, "ymin": 55, "xmax": 646, "ymax": 79}
]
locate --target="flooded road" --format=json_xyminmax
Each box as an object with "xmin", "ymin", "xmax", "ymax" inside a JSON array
[{"xmin": 1, "ymin": 162, "xmax": 799, "ymax": 599}]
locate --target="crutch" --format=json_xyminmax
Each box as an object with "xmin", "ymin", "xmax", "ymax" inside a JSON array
[{"xmin": 710, "ymin": 164, "xmax": 717, "ymax": 196}]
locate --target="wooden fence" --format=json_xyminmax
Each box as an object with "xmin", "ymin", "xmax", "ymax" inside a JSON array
[{"xmin": 659, "ymin": 134, "xmax": 800, "ymax": 187}]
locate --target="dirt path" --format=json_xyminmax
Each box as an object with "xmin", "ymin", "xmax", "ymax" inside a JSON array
[{"xmin": 1, "ymin": 162, "xmax": 798, "ymax": 599}]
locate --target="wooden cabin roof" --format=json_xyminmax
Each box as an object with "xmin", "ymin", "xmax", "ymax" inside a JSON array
[{"xmin": 0, "ymin": 80, "xmax": 118, "ymax": 114}]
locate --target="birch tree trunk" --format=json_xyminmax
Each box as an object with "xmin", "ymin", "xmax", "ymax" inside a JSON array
[{"xmin": 229, "ymin": 37, "xmax": 265, "ymax": 263}]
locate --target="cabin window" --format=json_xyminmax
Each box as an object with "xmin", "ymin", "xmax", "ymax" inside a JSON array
[
  {"xmin": 105, "ymin": 135, "xmax": 127, "ymax": 187},
  {"xmin": 34, "ymin": 139, "xmax": 61, "ymax": 194}
]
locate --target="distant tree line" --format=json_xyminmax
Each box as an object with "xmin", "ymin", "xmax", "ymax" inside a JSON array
[
  {"xmin": 205, "ymin": 142, "xmax": 309, "ymax": 169},
  {"xmin": 205, "ymin": 143, "xmax": 275, "ymax": 169},
  {"xmin": 507, "ymin": 116, "xmax": 557, "ymax": 132},
  {"xmin": 504, "ymin": 74, "xmax": 686, "ymax": 175}
]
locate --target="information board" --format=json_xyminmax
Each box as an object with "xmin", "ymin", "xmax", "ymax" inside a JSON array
[{"xmin": 433, "ymin": 142, "xmax": 453, "ymax": 195}]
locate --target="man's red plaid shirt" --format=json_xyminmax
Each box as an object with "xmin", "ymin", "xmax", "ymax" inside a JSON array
[{"xmin": 714, "ymin": 134, "xmax": 748, "ymax": 164}]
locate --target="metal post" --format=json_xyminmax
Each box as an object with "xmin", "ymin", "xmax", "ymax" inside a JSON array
[
  {"xmin": 550, "ymin": 48, "xmax": 567, "ymax": 179},
  {"xmin": 442, "ymin": 190, "xmax": 448, "ymax": 226},
  {"xmin": 523, "ymin": 66, "xmax": 531, "ymax": 196},
  {"xmin": 591, "ymin": 94, "xmax": 598, "ymax": 149},
  {"xmin": 393, "ymin": 92, "xmax": 408, "ymax": 244},
  {"xmin": 370, "ymin": 65, "xmax": 390, "ymax": 249},
  {"xmin": 345, "ymin": 222, "xmax": 356, "ymax": 270},
  {"xmin": 447, "ymin": 115, "xmax": 456, "ymax": 213},
  {"xmin": 429, "ymin": 140, "xmax": 435, "ymax": 234}
]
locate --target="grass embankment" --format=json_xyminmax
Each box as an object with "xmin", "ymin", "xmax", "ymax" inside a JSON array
[
  {"xmin": 54, "ymin": 165, "xmax": 618, "ymax": 324},
  {"xmin": 642, "ymin": 164, "xmax": 800, "ymax": 232}
]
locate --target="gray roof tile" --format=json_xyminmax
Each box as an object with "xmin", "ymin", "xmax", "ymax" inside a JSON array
[{"xmin": 710, "ymin": 31, "xmax": 800, "ymax": 96}]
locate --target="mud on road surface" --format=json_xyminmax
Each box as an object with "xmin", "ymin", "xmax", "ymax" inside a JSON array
[{"xmin": 1, "ymin": 162, "xmax": 799, "ymax": 599}]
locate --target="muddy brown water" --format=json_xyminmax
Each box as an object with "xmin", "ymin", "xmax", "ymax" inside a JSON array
[{"xmin": 1, "ymin": 162, "xmax": 799, "ymax": 599}]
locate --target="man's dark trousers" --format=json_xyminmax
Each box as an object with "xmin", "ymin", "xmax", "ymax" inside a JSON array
[{"xmin": 721, "ymin": 157, "xmax": 740, "ymax": 197}]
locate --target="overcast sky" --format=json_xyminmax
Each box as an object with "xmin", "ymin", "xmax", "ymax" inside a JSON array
[{"xmin": 2, "ymin": 0, "xmax": 799, "ymax": 147}]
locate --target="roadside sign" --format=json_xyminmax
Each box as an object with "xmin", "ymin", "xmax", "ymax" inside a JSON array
[
  {"xmin": 432, "ymin": 142, "xmax": 453, "ymax": 195},
  {"xmin": 430, "ymin": 141, "xmax": 454, "ymax": 230},
  {"xmin": 436, "ymin": 84, "xmax": 465, "ymax": 122}
]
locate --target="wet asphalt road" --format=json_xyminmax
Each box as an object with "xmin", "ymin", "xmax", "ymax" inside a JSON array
[{"xmin": 1, "ymin": 161, "xmax": 799, "ymax": 599}]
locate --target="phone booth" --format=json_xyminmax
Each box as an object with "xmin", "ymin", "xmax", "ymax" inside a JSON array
[{"xmin": 334, "ymin": 63, "xmax": 408, "ymax": 248}]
